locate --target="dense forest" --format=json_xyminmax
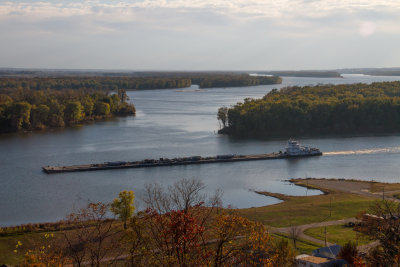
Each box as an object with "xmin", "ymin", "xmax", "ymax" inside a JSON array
[
  {"xmin": 192, "ymin": 74, "xmax": 281, "ymax": 88},
  {"xmin": 218, "ymin": 81, "xmax": 400, "ymax": 137},
  {"xmin": 0, "ymin": 88, "xmax": 136, "ymax": 133},
  {"xmin": 0, "ymin": 77, "xmax": 192, "ymax": 92},
  {"xmin": 0, "ymin": 74, "xmax": 281, "ymax": 92}
]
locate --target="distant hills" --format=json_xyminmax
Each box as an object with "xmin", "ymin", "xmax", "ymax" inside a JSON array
[{"xmin": 1, "ymin": 67, "xmax": 400, "ymax": 78}]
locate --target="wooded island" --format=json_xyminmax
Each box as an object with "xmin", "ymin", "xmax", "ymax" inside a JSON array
[
  {"xmin": 218, "ymin": 81, "xmax": 400, "ymax": 137},
  {"xmin": 0, "ymin": 73, "xmax": 281, "ymax": 92},
  {"xmin": 0, "ymin": 89, "xmax": 136, "ymax": 133}
]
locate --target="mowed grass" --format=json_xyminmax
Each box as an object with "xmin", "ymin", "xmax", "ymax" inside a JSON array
[
  {"xmin": 236, "ymin": 191, "xmax": 375, "ymax": 227},
  {"xmin": 272, "ymin": 233, "xmax": 320, "ymax": 255},
  {"xmin": 304, "ymin": 225, "xmax": 371, "ymax": 246}
]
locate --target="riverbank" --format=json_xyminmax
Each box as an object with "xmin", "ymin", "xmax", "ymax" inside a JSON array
[
  {"xmin": 237, "ymin": 178, "xmax": 400, "ymax": 227},
  {"xmin": 2, "ymin": 177, "xmax": 400, "ymax": 264}
]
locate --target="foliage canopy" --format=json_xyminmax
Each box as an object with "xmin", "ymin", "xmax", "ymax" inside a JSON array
[{"xmin": 219, "ymin": 81, "xmax": 400, "ymax": 137}]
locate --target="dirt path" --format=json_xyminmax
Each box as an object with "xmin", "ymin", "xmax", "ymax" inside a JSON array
[
  {"xmin": 268, "ymin": 179, "xmax": 393, "ymax": 250},
  {"xmin": 270, "ymin": 218, "xmax": 357, "ymax": 246},
  {"xmin": 271, "ymin": 217, "xmax": 378, "ymax": 254}
]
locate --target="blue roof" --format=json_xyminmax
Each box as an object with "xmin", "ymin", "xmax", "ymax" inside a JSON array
[{"xmin": 312, "ymin": 244, "xmax": 342, "ymax": 259}]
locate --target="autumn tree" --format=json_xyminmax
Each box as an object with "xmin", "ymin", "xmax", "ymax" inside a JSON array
[
  {"xmin": 140, "ymin": 206, "xmax": 211, "ymax": 266},
  {"xmin": 212, "ymin": 214, "xmax": 254, "ymax": 266},
  {"xmin": 111, "ymin": 190, "xmax": 135, "ymax": 229},
  {"xmin": 358, "ymin": 200, "xmax": 400, "ymax": 266},
  {"xmin": 271, "ymin": 238, "xmax": 296, "ymax": 266},
  {"xmin": 338, "ymin": 241, "xmax": 359, "ymax": 266},
  {"xmin": 63, "ymin": 202, "xmax": 121, "ymax": 266},
  {"xmin": 138, "ymin": 178, "xmax": 222, "ymax": 266}
]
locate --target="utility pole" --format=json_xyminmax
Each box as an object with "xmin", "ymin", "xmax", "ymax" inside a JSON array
[
  {"xmin": 322, "ymin": 197, "xmax": 332, "ymax": 248},
  {"xmin": 383, "ymin": 187, "xmax": 385, "ymax": 200},
  {"xmin": 306, "ymin": 181, "xmax": 308, "ymax": 197}
]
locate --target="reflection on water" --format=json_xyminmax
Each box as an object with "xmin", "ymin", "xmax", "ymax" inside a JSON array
[{"xmin": 1, "ymin": 74, "xmax": 400, "ymax": 226}]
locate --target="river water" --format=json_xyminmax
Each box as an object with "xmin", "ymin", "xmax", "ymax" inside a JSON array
[{"xmin": 1, "ymin": 74, "xmax": 400, "ymax": 226}]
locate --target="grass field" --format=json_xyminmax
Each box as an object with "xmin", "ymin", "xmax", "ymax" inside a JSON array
[
  {"xmin": 236, "ymin": 191, "xmax": 375, "ymax": 227},
  {"xmin": 272, "ymin": 233, "xmax": 320, "ymax": 255},
  {"xmin": 369, "ymin": 182, "xmax": 400, "ymax": 193},
  {"xmin": 0, "ymin": 232, "xmax": 47, "ymax": 265},
  {"xmin": 304, "ymin": 224, "xmax": 371, "ymax": 246}
]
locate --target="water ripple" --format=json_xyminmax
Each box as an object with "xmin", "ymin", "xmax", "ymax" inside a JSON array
[{"xmin": 325, "ymin": 146, "xmax": 400, "ymax": 156}]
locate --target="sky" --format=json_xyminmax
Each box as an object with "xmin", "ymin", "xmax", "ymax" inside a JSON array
[{"xmin": 0, "ymin": 0, "xmax": 400, "ymax": 71}]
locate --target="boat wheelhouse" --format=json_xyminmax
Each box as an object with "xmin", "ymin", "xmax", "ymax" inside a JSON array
[{"xmin": 285, "ymin": 139, "xmax": 322, "ymax": 156}]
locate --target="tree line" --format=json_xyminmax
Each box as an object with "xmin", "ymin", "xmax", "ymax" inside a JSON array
[
  {"xmin": 191, "ymin": 75, "xmax": 282, "ymax": 88},
  {"xmin": 0, "ymin": 88, "xmax": 135, "ymax": 133},
  {"xmin": 0, "ymin": 74, "xmax": 281, "ymax": 93},
  {"xmin": 218, "ymin": 81, "xmax": 400, "ymax": 137},
  {"xmin": 0, "ymin": 77, "xmax": 192, "ymax": 92}
]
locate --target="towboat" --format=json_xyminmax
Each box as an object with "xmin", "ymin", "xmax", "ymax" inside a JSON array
[{"xmin": 284, "ymin": 139, "xmax": 322, "ymax": 157}]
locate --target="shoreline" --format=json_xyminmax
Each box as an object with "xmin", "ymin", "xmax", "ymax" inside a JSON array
[
  {"xmin": 255, "ymin": 177, "xmax": 400, "ymax": 202},
  {"xmin": 3, "ymin": 178, "xmax": 400, "ymax": 229}
]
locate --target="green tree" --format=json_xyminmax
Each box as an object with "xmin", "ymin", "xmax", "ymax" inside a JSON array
[
  {"xmin": 111, "ymin": 190, "xmax": 135, "ymax": 229},
  {"xmin": 30, "ymin": 104, "xmax": 50, "ymax": 129},
  {"xmin": 217, "ymin": 106, "xmax": 228, "ymax": 128},
  {"xmin": 94, "ymin": 102, "xmax": 110, "ymax": 116},
  {"xmin": 10, "ymin": 101, "xmax": 31, "ymax": 130},
  {"xmin": 82, "ymin": 96, "xmax": 94, "ymax": 117},
  {"xmin": 117, "ymin": 89, "xmax": 128, "ymax": 103},
  {"xmin": 48, "ymin": 99, "xmax": 65, "ymax": 128},
  {"xmin": 64, "ymin": 101, "xmax": 83, "ymax": 124}
]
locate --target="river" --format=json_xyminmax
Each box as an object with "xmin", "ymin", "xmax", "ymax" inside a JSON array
[{"xmin": 1, "ymin": 74, "xmax": 400, "ymax": 226}]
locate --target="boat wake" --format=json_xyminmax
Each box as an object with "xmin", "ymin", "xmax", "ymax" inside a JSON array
[{"xmin": 325, "ymin": 146, "xmax": 400, "ymax": 156}]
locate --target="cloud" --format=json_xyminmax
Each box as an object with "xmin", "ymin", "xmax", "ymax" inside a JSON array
[
  {"xmin": 359, "ymin": 21, "xmax": 377, "ymax": 36},
  {"xmin": 1, "ymin": 0, "xmax": 400, "ymax": 69},
  {"xmin": 2, "ymin": 0, "xmax": 400, "ymax": 20},
  {"xmin": 1, "ymin": 0, "xmax": 398, "ymax": 36}
]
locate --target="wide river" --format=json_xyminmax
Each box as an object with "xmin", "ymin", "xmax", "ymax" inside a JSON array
[{"xmin": 2, "ymin": 74, "xmax": 400, "ymax": 226}]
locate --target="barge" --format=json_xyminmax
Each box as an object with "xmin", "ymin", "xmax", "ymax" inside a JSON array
[{"xmin": 42, "ymin": 140, "xmax": 322, "ymax": 174}]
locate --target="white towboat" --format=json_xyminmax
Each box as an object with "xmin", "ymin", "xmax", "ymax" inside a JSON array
[{"xmin": 284, "ymin": 139, "xmax": 322, "ymax": 156}]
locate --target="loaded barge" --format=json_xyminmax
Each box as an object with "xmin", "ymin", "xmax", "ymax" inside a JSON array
[{"xmin": 43, "ymin": 140, "xmax": 322, "ymax": 174}]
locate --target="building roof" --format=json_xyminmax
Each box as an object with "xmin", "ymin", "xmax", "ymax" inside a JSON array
[{"xmin": 313, "ymin": 244, "xmax": 342, "ymax": 259}]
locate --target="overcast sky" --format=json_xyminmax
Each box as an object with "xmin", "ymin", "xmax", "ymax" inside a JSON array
[{"xmin": 1, "ymin": 0, "xmax": 400, "ymax": 71}]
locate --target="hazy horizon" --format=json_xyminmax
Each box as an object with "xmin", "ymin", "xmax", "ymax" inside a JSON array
[{"xmin": 1, "ymin": 0, "xmax": 400, "ymax": 70}]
